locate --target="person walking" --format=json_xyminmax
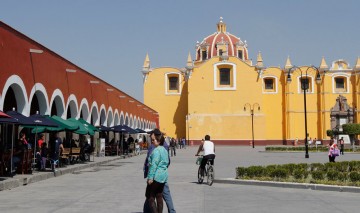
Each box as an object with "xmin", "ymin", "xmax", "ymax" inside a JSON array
[
  {"xmin": 328, "ymin": 139, "xmax": 339, "ymax": 163},
  {"xmin": 144, "ymin": 129, "xmax": 175, "ymax": 213},
  {"xmin": 170, "ymin": 138, "xmax": 176, "ymax": 157},
  {"xmin": 339, "ymin": 137, "xmax": 345, "ymax": 155}
]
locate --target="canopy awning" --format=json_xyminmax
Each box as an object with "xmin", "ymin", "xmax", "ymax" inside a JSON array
[
  {"xmin": 99, "ymin": 125, "xmax": 112, "ymax": 132},
  {"xmin": 6, "ymin": 110, "xmax": 38, "ymax": 125},
  {"xmin": 0, "ymin": 110, "xmax": 10, "ymax": 118},
  {"xmin": 135, "ymin": 128, "xmax": 147, "ymax": 133},
  {"xmin": 111, "ymin": 125, "xmax": 138, "ymax": 134},
  {"xmin": 78, "ymin": 118, "xmax": 99, "ymax": 132},
  {"xmin": 67, "ymin": 118, "xmax": 95, "ymax": 135},
  {"xmin": 0, "ymin": 110, "xmax": 18, "ymax": 124}
]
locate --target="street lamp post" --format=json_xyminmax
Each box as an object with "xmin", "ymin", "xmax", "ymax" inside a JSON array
[
  {"xmin": 286, "ymin": 65, "xmax": 321, "ymax": 158},
  {"xmin": 244, "ymin": 103, "xmax": 260, "ymax": 148},
  {"xmin": 29, "ymin": 48, "xmax": 43, "ymax": 168}
]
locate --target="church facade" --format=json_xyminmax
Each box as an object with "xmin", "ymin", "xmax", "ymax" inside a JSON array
[{"xmin": 143, "ymin": 18, "xmax": 360, "ymax": 145}]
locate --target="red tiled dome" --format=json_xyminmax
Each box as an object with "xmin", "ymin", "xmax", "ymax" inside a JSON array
[{"xmin": 195, "ymin": 18, "xmax": 248, "ymax": 61}]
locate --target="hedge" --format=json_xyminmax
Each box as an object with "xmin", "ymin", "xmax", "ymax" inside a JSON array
[
  {"xmin": 236, "ymin": 161, "xmax": 360, "ymax": 186},
  {"xmin": 265, "ymin": 145, "xmax": 360, "ymax": 153}
]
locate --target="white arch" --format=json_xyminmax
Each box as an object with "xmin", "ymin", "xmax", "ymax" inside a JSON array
[
  {"xmin": 90, "ymin": 103, "xmax": 99, "ymax": 126},
  {"xmin": 114, "ymin": 110, "xmax": 120, "ymax": 126},
  {"xmin": 140, "ymin": 118, "xmax": 144, "ymax": 129},
  {"xmin": 66, "ymin": 94, "xmax": 78, "ymax": 119},
  {"xmin": 120, "ymin": 111, "xmax": 125, "ymax": 125},
  {"xmin": 125, "ymin": 113, "xmax": 129, "ymax": 126},
  {"xmin": 50, "ymin": 89, "xmax": 65, "ymax": 117},
  {"xmin": 29, "ymin": 83, "xmax": 50, "ymax": 115},
  {"xmin": 137, "ymin": 118, "xmax": 141, "ymax": 129},
  {"xmin": 99, "ymin": 104, "xmax": 107, "ymax": 126},
  {"xmin": 79, "ymin": 98, "xmax": 90, "ymax": 121},
  {"xmin": 107, "ymin": 107, "xmax": 114, "ymax": 126},
  {"xmin": 130, "ymin": 114, "xmax": 134, "ymax": 128},
  {"xmin": 133, "ymin": 116, "xmax": 137, "ymax": 129},
  {"xmin": 1, "ymin": 75, "xmax": 28, "ymax": 115}
]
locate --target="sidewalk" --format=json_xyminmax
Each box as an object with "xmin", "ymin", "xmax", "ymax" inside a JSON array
[{"xmin": 0, "ymin": 151, "xmax": 145, "ymax": 191}]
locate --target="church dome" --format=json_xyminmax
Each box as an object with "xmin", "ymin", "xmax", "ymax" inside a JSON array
[{"xmin": 195, "ymin": 17, "xmax": 249, "ymax": 62}]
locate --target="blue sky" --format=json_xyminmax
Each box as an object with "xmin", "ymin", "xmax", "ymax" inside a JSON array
[{"xmin": 1, "ymin": 0, "xmax": 359, "ymax": 102}]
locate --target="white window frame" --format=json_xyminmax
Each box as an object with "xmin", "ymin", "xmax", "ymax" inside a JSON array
[
  {"xmin": 332, "ymin": 73, "xmax": 350, "ymax": 94},
  {"xmin": 165, "ymin": 72, "xmax": 181, "ymax": 95},
  {"xmin": 297, "ymin": 76, "xmax": 314, "ymax": 94},
  {"xmin": 213, "ymin": 62, "xmax": 237, "ymax": 91},
  {"xmin": 262, "ymin": 75, "xmax": 278, "ymax": 94}
]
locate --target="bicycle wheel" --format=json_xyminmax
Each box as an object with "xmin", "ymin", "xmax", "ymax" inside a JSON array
[
  {"xmin": 207, "ymin": 165, "xmax": 214, "ymax": 186},
  {"xmin": 198, "ymin": 167, "xmax": 204, "ymax": 184}
]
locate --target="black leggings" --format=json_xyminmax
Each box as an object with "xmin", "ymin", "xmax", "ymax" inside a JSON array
[
  {"xmin": 200, "ymin": 154, "xmax": 215, "ymax": 170},
  {"xmin": 145, "ymin": 180, "xmax": 165, "ymax": 213}
]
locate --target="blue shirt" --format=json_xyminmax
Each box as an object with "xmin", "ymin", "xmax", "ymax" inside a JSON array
[{"xmin": 147, "ymin": 146, "xmax": 169, "ymax": 183}]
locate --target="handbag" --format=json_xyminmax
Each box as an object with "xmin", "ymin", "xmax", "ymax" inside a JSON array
[{"xmin": 332, "ymin": 148, "xmax": 340, "ymax": 157}]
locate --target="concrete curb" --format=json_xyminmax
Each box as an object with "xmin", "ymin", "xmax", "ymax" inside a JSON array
[
  {"xmin": 214, "ymin": 178, "xmax": 360, "ymax": 193},
  {"xmin": 0, "ymin": 151, "xmax": 145, "ymax": 191}
]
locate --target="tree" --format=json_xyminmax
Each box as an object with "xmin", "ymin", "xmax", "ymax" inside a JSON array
[{"xmin": 342, "ymin": 123, "xmax": 360, "ymax": 145}]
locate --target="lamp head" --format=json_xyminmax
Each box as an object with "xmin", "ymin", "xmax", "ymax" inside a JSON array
[
  {"xmin": 316, "ymin": 71, "xmax": 321, "ymax": 84},
  {"xmin": 286, "ymin": 71, "xmax": 292, "ymax": 83}
]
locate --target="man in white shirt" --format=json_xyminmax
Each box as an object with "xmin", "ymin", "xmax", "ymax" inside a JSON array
[{"xmin": 195, "ymin": 135, "xmax": 215, "ymax": 177}]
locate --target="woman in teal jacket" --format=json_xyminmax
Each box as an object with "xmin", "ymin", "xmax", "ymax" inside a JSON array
[{"xmin": 146, "ymin": 130, "xmax": 169, "ymax": 213}]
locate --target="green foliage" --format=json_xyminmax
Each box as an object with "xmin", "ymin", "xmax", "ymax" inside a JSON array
[
  {"xmin": 326, "ymin": 129, "xmax": 334, "ymax": 137},
  {"xmin": 269, "ymin": 168, "xmax": 288, "ymax": 179},
  {"xmin": 326, "ymin": 171, "xmax": 339, "ymax": 181},
  {"xmin": 281, "ymin": 164, "xmax": 296, "ymax": 175},
  {"xmin": 236, "ymin": 167, "xmax": 246, "ymax": 178},
  {"xmin": 337, "ymin": 172, "xmax": 348, "ymax": 181},
  {"xmin": 310, "ymin": 163, "xmax": 325, "ymax": 172},
  {"xmin": 349, "ymin": 172, "xmax": 360, "ymax": 182},
  {"xmin": 311, "ymin": 171, "xmax": 325, "ymax": 180},
  {"xmin": 236, "ymin": 161, "xmax": 360, "ymax": 186},
  {"xmin": 246, "ymin": 166, "xmax": 265, "ymax": 178},
  {"xmin": 343, "ymin": 123, "xmax": 360, "ymax": 135},
  {"xmin": 265, "ymin": 145, "xmax": 360, "ymax": 153},
  {"xmin": 293, "ymin": 169, "xmax": 304, "ymax": 179}
]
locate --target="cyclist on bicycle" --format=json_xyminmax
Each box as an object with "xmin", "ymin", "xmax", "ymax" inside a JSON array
[{"xmin": 195, "ymin": 135, "xmax": 215, "ymax": 177}]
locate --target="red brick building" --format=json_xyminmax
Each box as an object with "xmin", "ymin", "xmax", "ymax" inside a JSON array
[{"xmin": 0, "ymin": 21, "xmax": 158, "ymax": 129}]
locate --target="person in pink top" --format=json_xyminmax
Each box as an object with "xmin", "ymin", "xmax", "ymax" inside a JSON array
[{"xmin": 328, "ymin": 139, "xmax": 338, "ymax": 162}]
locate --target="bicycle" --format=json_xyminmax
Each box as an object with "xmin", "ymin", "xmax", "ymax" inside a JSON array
[{"xmin": 196, "ymin": 155, "xmax": 215, "ymax": 186}]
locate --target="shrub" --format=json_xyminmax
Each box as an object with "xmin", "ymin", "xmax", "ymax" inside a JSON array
[
  {"xmin": 311, "ymin": 171, "xmax": 325, "ymax": 180},
  {"xmin": 236, "ymin": 167, "xmax": 246, "ymax": 178},
  {"xmin": 349, "ymin": 172, "xmax": 360, "ymax": 182},
  {"xmin": 296, "ymin": 163, "xmax": 309, "ymax": 171},
  {"xmin": 310, "ymin": 163, "xmax": 325, "ymax": 172},
  {"xmin": 246, "ymin": 166, "xmax": 265, "ymax": 178},
  {"xmin": 327, "ymin": 171, "xmax": 339, "ymax": 181},
  {"xmin": 293, "ymin": 169, "xmax": 304, "ymax": 179},
  {"xmin": 349, "ymin": 161, "xmax": 360, "ymax": 172},
  {"xmin": 269, "ymin": 168, "xmax": 288, "ymax": 179},
  {"xmin": 264, "ymin": 165, "xmax": 277, "ymax": 177},
  {"xmin": 282, "ymin": 164, "xmax": 296, "ymax": 175},
  {"xmin": 337, "ymin": 172, "xmax": 348, "ymax": 181}
]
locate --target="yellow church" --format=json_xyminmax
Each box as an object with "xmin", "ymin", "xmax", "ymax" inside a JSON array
[{"xmin": 142, "ymin": 18, "xmax": 360, "ymax": 146}]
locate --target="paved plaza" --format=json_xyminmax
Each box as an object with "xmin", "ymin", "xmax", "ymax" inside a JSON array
[{"xmin": 0, "ymin": 146, "xmax": 360, "ymax": 213}]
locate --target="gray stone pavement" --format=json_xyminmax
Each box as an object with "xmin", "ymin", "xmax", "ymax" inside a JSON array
[{"xmin": 0, "ymin": 146, "xmax": 359, "ymax": 213}]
